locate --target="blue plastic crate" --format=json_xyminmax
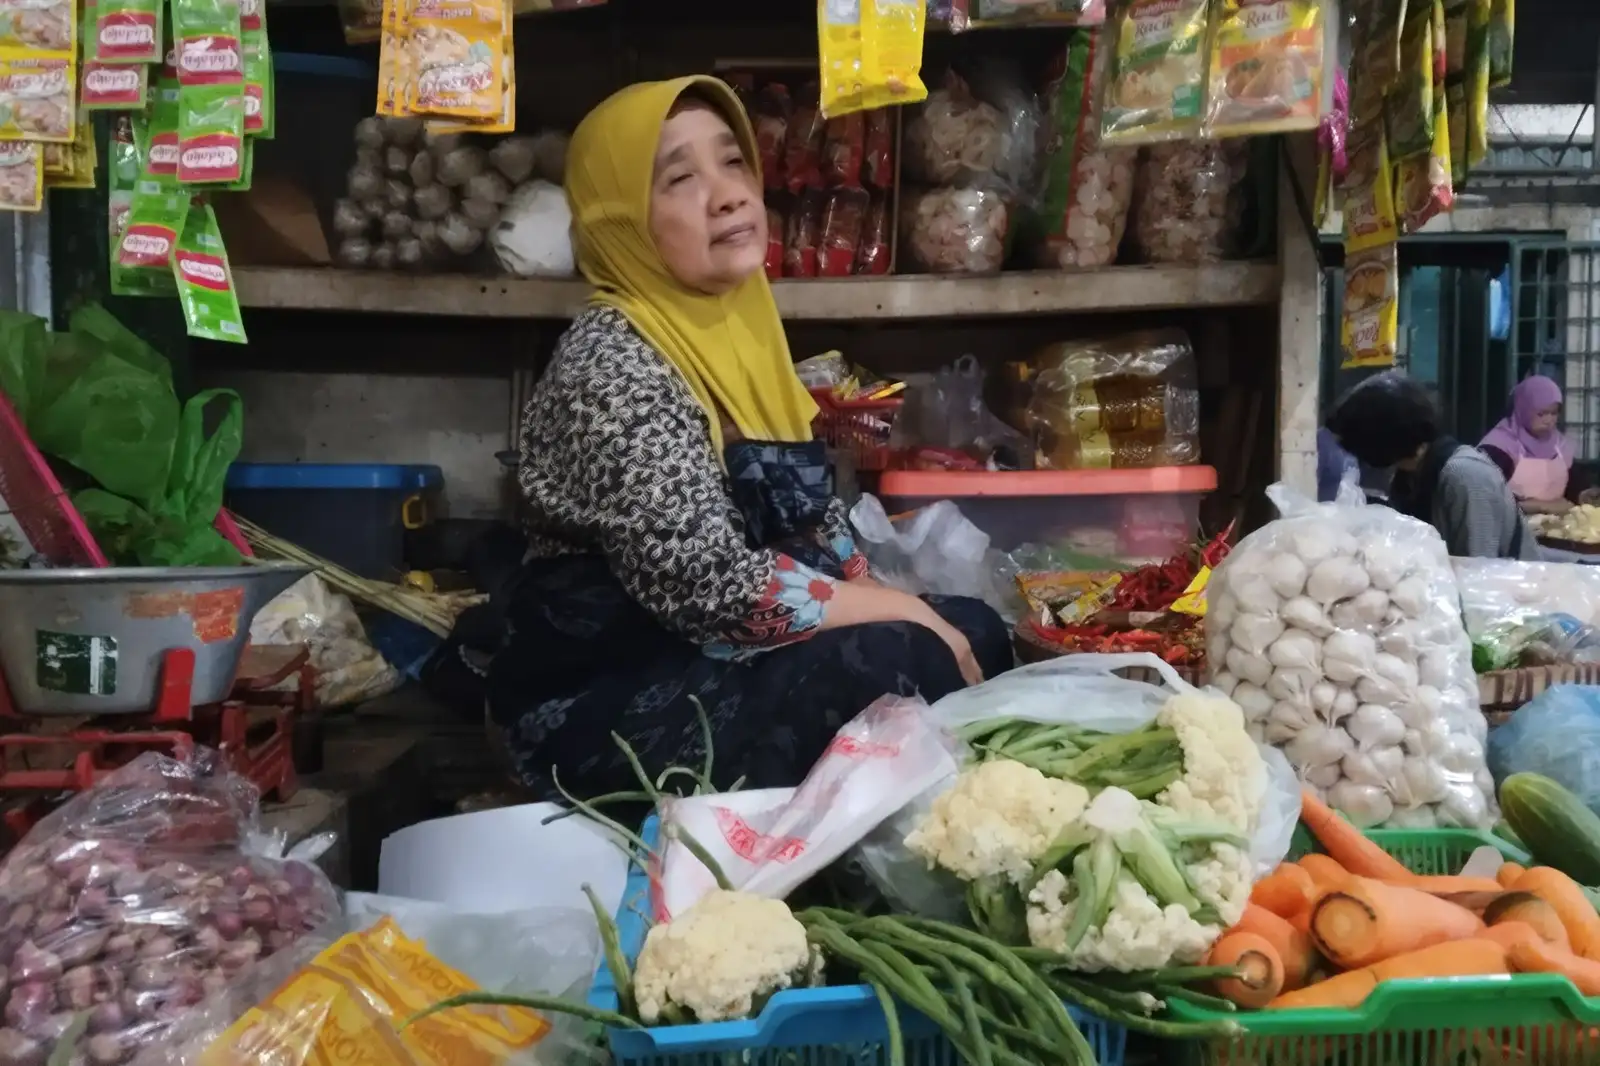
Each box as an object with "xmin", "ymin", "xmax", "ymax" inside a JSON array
[{"xmin": 588, "ymin": 816, "xmax": 1128, "ymax": 1066}]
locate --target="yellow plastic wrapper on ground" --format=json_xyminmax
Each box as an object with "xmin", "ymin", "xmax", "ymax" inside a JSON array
[{"xmin": 198, "ymin": 917, "xmax": 551, "ymax": 1066}]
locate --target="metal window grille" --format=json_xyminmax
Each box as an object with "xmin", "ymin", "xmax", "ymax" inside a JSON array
[{"xmin": 1513, "ymin": 241, "xmax": 1600, "ymax": 458}]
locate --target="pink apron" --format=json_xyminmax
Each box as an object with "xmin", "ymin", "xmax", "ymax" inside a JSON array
[{"xmin": 1507, "ymin": 442, "xmax": 1570, "ymax": 502}]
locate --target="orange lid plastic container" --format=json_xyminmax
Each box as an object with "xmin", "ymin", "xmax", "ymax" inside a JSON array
[{"xmin": 877, "ymin": 466, "xmax": 1218, "ymax": 498}]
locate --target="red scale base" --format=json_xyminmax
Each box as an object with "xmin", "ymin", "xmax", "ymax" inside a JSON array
[{"xmin": 0, "ymin": 644, "xmax": 312, "ymax": 843}]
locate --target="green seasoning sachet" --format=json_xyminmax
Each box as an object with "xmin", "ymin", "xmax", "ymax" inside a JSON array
[
  {"xmin": 113, "ymin": 83, "xmax": 183, "ymax": 297},
  {"xmin": 241, "ymin": 0, "xmax": 272, "ymax": 137},
  {"xmin": 173, "ymin": 200, "xmax": 247, "ymax": 343},
  {"xmin": 173, "ymin": 0, "xmax": 245, "ymax": 183},
  {"xmin": 95, "ymin": 0, "xmax": 162, "ymax": 63},
  {"xmin": 1384, "ymin": 2, "xmax": 1435, "ymax": 160}
]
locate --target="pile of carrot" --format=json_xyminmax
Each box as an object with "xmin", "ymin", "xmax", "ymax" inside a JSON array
[{"xmin": 1200, "ymin": 789, "xmax": 1600, "ymax": 1011}]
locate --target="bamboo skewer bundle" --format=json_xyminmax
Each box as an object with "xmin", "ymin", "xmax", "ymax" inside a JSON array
[{"xmin": 234, "ymin": 516, "xmax": 483, "ymax": 637}]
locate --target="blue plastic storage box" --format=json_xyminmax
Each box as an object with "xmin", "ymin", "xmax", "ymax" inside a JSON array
[
  {"xmin": 224, "ymin": 462, "xmax": 442, "ymax": 579},
  {"xmin": 588, "ymin": 817, "xmax": 1127, "ymax": 1066}
]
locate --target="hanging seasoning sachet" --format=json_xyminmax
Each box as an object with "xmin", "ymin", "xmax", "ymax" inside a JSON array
[
  {"xmin": 1205, "ymin": 0, "xmax": 1327, "ymax": 138},
  {"xmin": 173, "ymin": 0, "xmax": 246, "ymax": 184},
  {"xmin": 1101, "ymin": 0, "xmax": 1209, "ymax": 144}
]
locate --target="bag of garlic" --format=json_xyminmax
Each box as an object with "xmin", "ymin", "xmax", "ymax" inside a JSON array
[{"xmin": 1205, "ymin": 481, "xmax": 1496, "ymax": 830}]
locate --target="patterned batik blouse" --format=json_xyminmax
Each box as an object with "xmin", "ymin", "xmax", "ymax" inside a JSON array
[{"xmin": 517, "ymin": 307, "xmax": 869, "ymax": 658}]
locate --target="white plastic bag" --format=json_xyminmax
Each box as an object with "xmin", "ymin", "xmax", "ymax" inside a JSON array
[
  {"xmin": 849, "ymin": 495, "xmax": 1022, "ymax": 621},
  {"xmin": 491, "ymin": 180, "xmax": 576, "ymax": 277},
  {"xmin": 854, "ymin": 652, "xmax": 1302, "ymax": 919},
  {"xmin": 1207, "ymin": 483, "xmax": 1494, "ymax": 829},
  {"xmin": 657, "ymin": 694, "xmax": 961, "ymax": 918}
]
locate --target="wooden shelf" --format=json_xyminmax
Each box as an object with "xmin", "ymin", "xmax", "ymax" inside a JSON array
[{"xmin": 232, "ymin": 261, "xmax": 1282, "ymax": 322}]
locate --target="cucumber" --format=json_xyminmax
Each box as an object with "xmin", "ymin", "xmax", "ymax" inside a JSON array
[{"xmin": 1500, "ymin": 772, "xmax": 1600, "ymax": 883}]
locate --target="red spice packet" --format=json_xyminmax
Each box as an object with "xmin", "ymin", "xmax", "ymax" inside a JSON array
[
  {"xmin": 783, "ymin": 190, "xmax": 822, "ymax": 277},
  {"xmin": 863, "ymin": 108, "xmax": 893, "ymax": 189},
  {"xmin": 784, "ymin": 81, "xmax": 824, "ymax": 193},
  {"xmin": 855, "ymin": 193, "xmax": 890, "ymax": 275},
  {"xmin": 823, "ymin": 112, "xmax": 863, "ymax": 187},
  {"xmin": 820, "ymin": 187, "xmax": 868, "ymax": 277},
  {"xmin": 754, "ymin": 83, "xmax": 790, "ymax": 192},
  {"xmin": 764, "ymin": 204, "xmax": 784, "ymax": 280}
]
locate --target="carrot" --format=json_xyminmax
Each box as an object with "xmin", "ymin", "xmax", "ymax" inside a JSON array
[
  {"xmin": 1298, "ymin": 854, "xmax": 1351, "ymax": 892},
  {"xmin": 1485, "ymin": 893, "xmax": 1571, "ymax": 950},
  {"xmin": 1252, "ymin": 863, "xmax": 1317, "ymax": 919},
  {"xmin": 1508, "ymin": 938, "xmax": 1600, "ymax": 996},
  {"xmin": 1498, "ymin": 862, "xmax": 1526, "ymax": 888},
  {"xmin": 1267, "ymin": 938, "xmax": 1509, "ymax": 1010},
  {"xmin": 1232, "ymin": 903, "xmax": 1318, "ymax": 991},
  {"xmin": 1404, "ymin": 875, "xmax": 1505, "ymax": 894},
  {"xmin": 1481, "ymin": 921, "xmax": 1543, "ymax": 951},
  {"xmin": 1309, "ymin": 877, "xmax": 1485, "ymax": 970},
  {"xmin": 1299, "ymin": 790, "xmax": 1413, "ymax": 881},
  {"xmin": 1512, "ymin": 867, "xmax": 1600, "ymax": 957},
  {"xmin": 1206, "ymin": 931, "xmax": 1286, "ymax": 1009}
]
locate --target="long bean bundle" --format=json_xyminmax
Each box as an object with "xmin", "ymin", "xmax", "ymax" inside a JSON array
[{"xmin": 959, "ymin": 718, "xmax": 1185, "ymax": 799}]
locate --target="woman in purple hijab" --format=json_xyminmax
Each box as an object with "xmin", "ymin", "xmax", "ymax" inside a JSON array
[{"xmin": 1479, "ymin": 376, "xmax": 1583, "ymax": 513}]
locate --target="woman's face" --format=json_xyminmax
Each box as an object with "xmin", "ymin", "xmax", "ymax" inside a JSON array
[
  {"xmin": 1530, "ymin": 402, "xmax": 1561, "ymax": 436},
  {"xmin": 648, "ymin": 99, "xmax": 766, "ymax": 294}
]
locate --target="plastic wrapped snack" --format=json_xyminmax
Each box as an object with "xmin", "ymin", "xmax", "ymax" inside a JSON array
[
  {"xmin": 784, "ymin": 190, "xmax": 823, "ymax": 277},
  {"xmin": 820, "ymin": 188, "xmax": 869, "ymax": 277},
  {"xmin": 856, "ymin": 193, "xmax": 891, "ymax": 275},
  {"xmin": 991, "ymin": 329, "xmax": 1200, "ymax": 469},
  {"xmin": 1130, "ymin": 139, "xmax": 1248, "ymax": 263},
  {"xmin": 764, "ymin": 204, "xmax": 785, "ymax": 279},
  {"xmin": 754, "ymin": 83, "xmax": 792, "ymax": 191},
  {"xmin": 903, "ymin": 68, "xmax": 1037, "ymax": 193},
  {"xmin": 250, "ymin": 574, "xmax": 402, "ymax": 709},
  {"xmin": 900, "ymin": 187, "xmax": 1009, "ymax": 274},
  {"xmin": 1027, "ymin": 32, "xmax": 1136, "ymax": 269},
  {"xmin": 784, "ymin": 82, "xmax": 826, "ymax": 193},
  {"xmin": 1205, "ymin": 484, "xmax": 1495, "ymax": 830},
  {"xmin": 0, "ymin": 752, "xmax": 338, "ymax": 1065}
]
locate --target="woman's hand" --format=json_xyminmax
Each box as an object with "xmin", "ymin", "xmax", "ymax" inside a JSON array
[
  {"xmin": 902, "ymin": 598, "xmax": 983, "ymax": 686},
  {"xmin": 1581, "ymin": 489, "xmax": 1600, "ymax": 506},
  {"xmin": 1521, "ymin": 497, "xmax": 1573, "ymax": 515}
]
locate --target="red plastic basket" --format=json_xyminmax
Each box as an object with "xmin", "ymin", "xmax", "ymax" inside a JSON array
[
  {"xmin": 0, "ymin": 389, "xmax": 251, "ymax": 566},
  {"xmin": 810, "ymin": 388, "xmax": 902, "ymax": 472}
]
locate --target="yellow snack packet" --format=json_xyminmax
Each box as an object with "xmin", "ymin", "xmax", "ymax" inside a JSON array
[
  {"xmin": 200, "ymin": 917, "xmax": 551, "ymax": 1066},
  {"xmin": 1340, "ymin": 243, "xmax": 1399, "ymax": 369},
  {"xmin": 1340, "ymin": 127, "xmax": 1398, "ymax": 253},
  {"xmin": 1101, "ymin": 0, "xmax": 1209, "ymax": 145},
  {"xmin": 818, "ymin": 0, "xmax": 865, "ymax": 118},
  {"xmin": 45, "ymin": 107, "xmax": 95, "ymax": 186},
  {"xmin": 0, "ymin": 139, "xmax": 42, "ymax": 210},
  {"xmin": 1206, "ymin": 0, "xmax": 1326, "ymax": 139},
  {"xmin": 858, "ymin": 0, "xmax": 927, "ymax": 113},
  {"xmin": 1169, "ymin": 565, "xmax": 1212, "ymax": 617},
  {"xmin": 408, "ymin": 0, "xmax": 504, "ymax": 120},
  {"xmin": 0, "ymin": 49, "xmax": 74, "ymax": 143},
  {"xmin": 425, "ymin": 0, "xmax": 513, "ymax": 133}
]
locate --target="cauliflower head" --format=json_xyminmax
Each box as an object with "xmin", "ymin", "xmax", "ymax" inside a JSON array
[
  {"xmin": 632, "ymin": 890, "xmax": 820, "ymax": 1023},
  {"xmin": 1157, "ymin": 691, "xmax": 1266, "ymax": 832},
  {"xmin": 905, "ymin": 758, "xmax": 1090, "ymax": 883},
  {"xmin": 1027, "ymin": 870, "xmax": 1217, "ymax": 973}
]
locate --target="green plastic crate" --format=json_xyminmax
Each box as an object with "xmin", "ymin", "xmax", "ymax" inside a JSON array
[{"xmin": 1168, "ymin": 827, "xmax": 1600, "ymax": 1066}]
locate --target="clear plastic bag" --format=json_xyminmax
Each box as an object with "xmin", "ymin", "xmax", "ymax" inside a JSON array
[
  {"xmin": 1205, "ymin": 483, "xmax": 1496, "ymax": 830},
  {"xmin": 902, "ymin": 67, "xmax": 1038, "ymax": 194},
  {"xmin": 1028, "ymin": 31, "xmax": 1137, "ymax": 269},
  {"xmin": 992, "ymin": 329, "xmax": 1200, "ymax": 470},
  {"xmin": 888, "ymin": 354, "xmax": 1030, "ymax": 465},
  {"xmin": 1488, "ymin": 686, "xmax": 1600, "ymax": 812},
  {"xmin": 133, "ymin": 900, "xmax": 602, "ymax": 1066},
  {"xmin": 1130, "ymin": 140, "xmax": 1248, "ymax": 264},
  {"xmin": 900, "ymin": 187, "xmax": 1009, "ymax": 274},
  {"xmin": 853, "ymin": 652, "xmax": 1301, "ymax": 920},
  {"xmin": 848, "ymin": 494, "xmax": 1024, "ymax": 622},
  {"xmin": 252, "ymin": 574, "xmax": 401, "ymax": 709},
  {"xmin": 1452, "ymin": 557, "xmax": 1600, "ymax": 638},
  {"xmin": 0, "ymin": 751, "xmax": 339, "ymax": 1066}
]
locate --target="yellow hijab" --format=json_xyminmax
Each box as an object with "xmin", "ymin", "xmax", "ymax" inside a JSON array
[{"xmin": 564, "ymin": 77, "xmax": 818, "ymax": 455}]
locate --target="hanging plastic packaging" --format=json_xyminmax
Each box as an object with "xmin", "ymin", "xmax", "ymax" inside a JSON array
[
  {"xmin": 1205, "ymin": 0, "xmax": 1327, "ymax": 138},
  {"xmin": 173, "ymin": 200, "xmax": 248, "ymax": 344},
  {"xmin": 173, "ymin": 0, "xmax": 246, "ymax": 185},
  {"xmin": 1100, "ymin": 0, "xmax": 1208, "ymax": 145}
]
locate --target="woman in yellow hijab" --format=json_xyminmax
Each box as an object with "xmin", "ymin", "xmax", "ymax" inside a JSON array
[{"xmin": 486, "ymin": 77, "xmax": 1010, "ymax": 799}]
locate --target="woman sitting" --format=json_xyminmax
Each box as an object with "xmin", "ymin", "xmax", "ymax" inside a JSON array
[{"xmin": 488, "ymin": 77, "xmax": 1011, "ymax": 799}]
